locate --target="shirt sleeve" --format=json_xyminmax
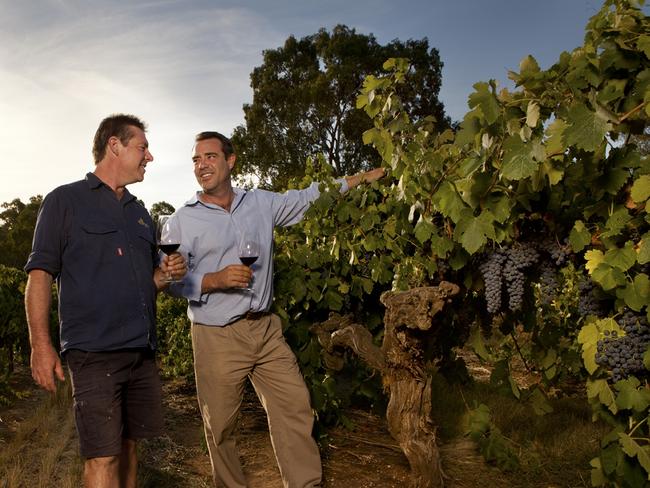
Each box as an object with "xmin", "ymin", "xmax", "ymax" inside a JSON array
[
  {"xmin": 24, "ymin": 189, "xmax": 68, "ymax": 277},
  {"xmin": 271, "ymin": 178, "xmax": 349, "ymax": 227},
  {"xmin": 171, "ymin": 269, "xmax": 208, "ymax": 304}
]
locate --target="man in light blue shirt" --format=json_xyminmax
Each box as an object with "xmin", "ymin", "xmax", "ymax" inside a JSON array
[{"xmin": 170, "ymin": 131, "xmax": 384, "ymax": 488}]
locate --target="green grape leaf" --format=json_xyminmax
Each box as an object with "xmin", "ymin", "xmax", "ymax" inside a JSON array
[
  {"xmin": 432, "ymin": 181, "xmax": 466, "ymax": 223},
  {"xmin": 414, "ymin": 217, "xmax": 435, "ymax": 244},
  {"xmin": 637, "ymin": 35, "xmax": 650, "ymax": 59},
  {"xmin": 569, "ymin": 220, "xmax": 592, "ymax": 252},
  {"xmin": 430, "ymin": 233, "xmax": 454, "ymax": 258},
  {"xmin": 615, "ymin": 377, "xmax": 650, "ymax": 412},
  {"xmin": 502, "ymin": 135, "xmax": 540, "ymax": 180},
  {"xmin": 600, "ymin": 444, "xmax": 620, "ymax": 476},
  {"xmin": 591, "ymin": 263, "xmax": 627, "ymax": 290},
  {"xmin": 586, "ymin": 378, "xmax": 618, "ymax": 414},
  {"xmin": 638, "ymin": 233, "xmax": 650, "ymax": 265},
  {"xmin": 589, "ymin": 458, "xmax": 606, "ymax": 487},
  {"xmin": 545, "ymin": 119, "xmax": 567, "ymax": 157},
  {"xmin": 564, "ymin": 104, "xmax": 611, "ymax": 152},
  {"xmin": 453, "ymin": 209, "xmax": 496, "ymax": 255},
  {"xmin": 455, "ymin": 112, "xmax": 481, "ymax": 147},
  {"xmin": 604, "ymin": 242, "xmax": 637, "ymax": 271},
  {"xmin": 619, "ymin": 433, "xmax": 650, "ymax": 475},
  {"xmin": 601, "ymin": 207, "xmax": 632, "ymax": 238},
  {"xmin": 468, "ymin": 82, "xmax": 500, "ymax": 125},
  {"xmin": 631, "ymin": 174, "xmax": 650, "ymax": 203},
  {"xmin": 468, "ymin": 324, "xmax": 493, "ymax": 361},
  {"xmin": 578, "ymin": 322, "xmax": 600, "ymax": 374},
  {"xmin": 602, "ymin": 168, "xmax": 631, "ymax": 195},
  {"xmin": 484, "ymin": 193, "xmax": 512, "ymax": 224},
  {"xmin": 529, "ymin": 387, "xmax": 553, "ymax": 415},
  {"xmin": 509, "ymin": 373, "xmax": 521, "ymax": 399},
  {"xmin": 540, "ymin": 160, "xmax": 564, "ymax": 185},
  {"xmin": 585, "ymin": 250, "xmax": 605, "ymax": 273},
  {"xmin": 526, "ymin": 101, "xmax": 540, "ymax": 128},
  {"xmin": 617, "ymin": 274, "xmax": 650, "ymax": 312}
]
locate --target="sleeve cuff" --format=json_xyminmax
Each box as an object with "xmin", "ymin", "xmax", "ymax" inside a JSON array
[
  {"xmin": 336, "ymin": 178, "xmax": 349, "ymax": 194},
  {"xmin": 183, "ymin": 272, "xmax": 209, "ymax": 303}
]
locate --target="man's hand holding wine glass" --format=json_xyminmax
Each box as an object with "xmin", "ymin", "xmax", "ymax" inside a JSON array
[{"xmin": 156, "ymin": 214, "xmax": 187, "ymax": 286}]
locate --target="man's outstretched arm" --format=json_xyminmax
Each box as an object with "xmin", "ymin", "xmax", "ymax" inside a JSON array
[{"xmin": 344, "ymin": 167, "xmax": 386, "ymax": 190}]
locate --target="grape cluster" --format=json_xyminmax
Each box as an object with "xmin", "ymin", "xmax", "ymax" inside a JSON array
[
  {"xmin": 538, "ymin": 237, "xmax": 571, "ymax": 266},
  {"xmin": 479, "ymin": 251, "xmax": 507, "ymax": 313},
  {"xmin": 595, "ymin": 310, "xmax": 650, "ymax": 382},
  {"xmin": 537, "ymin": 263, "xmax": 559, "ymax": 306},
  {"xmin": 503, "ymin": 244, "xmax": 539, "ymax": 312},
  {"xmin": 479, "ymin": 243, "xmax": 539, "ymax": 313},
  {"xmin": 578, "ymin": 278, "xmax": 603, "ymax": 317}
]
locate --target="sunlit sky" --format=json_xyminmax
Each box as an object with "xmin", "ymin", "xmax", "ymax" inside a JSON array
[{"xmin": 1, "ymin": 0, "xmax": 606, "ymax": 210}]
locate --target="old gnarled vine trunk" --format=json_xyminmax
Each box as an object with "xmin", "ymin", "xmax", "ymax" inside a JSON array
[{"xmin": 312, "ymin": 282, "xmax": 460, "ymax": 488}]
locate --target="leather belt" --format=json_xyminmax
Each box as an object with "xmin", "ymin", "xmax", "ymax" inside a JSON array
[{"xmin": 243, "ymin": 311, "xmax": 271, "ymax": 321}]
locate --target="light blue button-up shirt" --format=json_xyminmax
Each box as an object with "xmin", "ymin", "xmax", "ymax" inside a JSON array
[{"xmin": 170, "ymin": 179, "xmax": 348, "ymax": 326}]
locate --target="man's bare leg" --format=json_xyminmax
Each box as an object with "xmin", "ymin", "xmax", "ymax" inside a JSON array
[
  {"xmin": 84, "ymin": 455, "xmax": 119, "ymax": 488},
  {"xmin": 119, "ymin": 439, "xmax": 138, "ymax": 488}
]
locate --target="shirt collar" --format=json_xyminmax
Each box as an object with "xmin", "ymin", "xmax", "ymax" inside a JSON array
[
  {"xmin": 185, "ymin": 187, "xmax": 247, "ymax": 209},
  {"xmin": 84, "ymin": 172, "xmax": 137, "ymax": 204}
]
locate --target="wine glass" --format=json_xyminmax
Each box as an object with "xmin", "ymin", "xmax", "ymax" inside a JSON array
[
  {"xmin": 238, "ymin": 234, "xmax": 259, "ymax": 292},
  {"xmin": 157, "ymin": 214, "xmax": 182, "ymax": 283}
]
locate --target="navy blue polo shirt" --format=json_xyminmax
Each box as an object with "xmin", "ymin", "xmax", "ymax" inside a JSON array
[{"xmin": 25, "ymin": 173, "xmax": 159, "ymax": 353}]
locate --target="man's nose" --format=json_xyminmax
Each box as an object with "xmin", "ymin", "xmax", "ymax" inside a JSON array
[{"xmin": 145, "ymin": 149, "xmax": 154, "ymax": 162}]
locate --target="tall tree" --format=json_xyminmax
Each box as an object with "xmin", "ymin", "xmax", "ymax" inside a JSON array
[
  {"xmin": 0, "ymin": 196, "xmax": 42, "ymax": 269},
  {"xmin": 231, "ymin": 25, "xmax": 449, "ymax": 190},
  {"xmin": 150, "ymin": 201, "xmax": 176, "ymax": 225}
]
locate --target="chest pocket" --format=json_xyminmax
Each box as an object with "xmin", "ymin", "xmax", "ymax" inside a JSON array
[
  {"xmin": 78, "ymin": 221, "xmax": 120, "ymax": 262},
  {"xmin": 81, "ymin": 222, "xmax": 118, "ymax": 235}
]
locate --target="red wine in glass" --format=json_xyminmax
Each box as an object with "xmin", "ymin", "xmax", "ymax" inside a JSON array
[
  {"xmin": 157, "ymin": 215, "xmax": 182, "ymax": 282},
  {"xmin": 159, "ymin": 243, "xmax": 180, "ymax": 255},
  {"xmin": 238, "ymin": 237, "xmax": 259, "ymax": 292},
  {"xmin": 239, "ymin": 255, "xmax": 258, "ymax": 266}
]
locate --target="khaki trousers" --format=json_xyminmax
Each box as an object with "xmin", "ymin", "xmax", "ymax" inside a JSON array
[{"xmin": 192, "ymin": 314, "xmax": 322, "ymax": 488}]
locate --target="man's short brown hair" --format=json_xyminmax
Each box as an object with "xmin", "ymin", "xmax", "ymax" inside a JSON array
[
  {"xmin": 195, "ymin": 131, "xmax": 234, "ymax": 158},
  {"xmin": 93, "ymin": 114, "xmax": 147, "ymax": 164}
]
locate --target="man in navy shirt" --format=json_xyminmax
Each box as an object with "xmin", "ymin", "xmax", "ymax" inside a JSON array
[{"xmin": 24, "ymin": 114, "xmax": 186, "ymax": 488}]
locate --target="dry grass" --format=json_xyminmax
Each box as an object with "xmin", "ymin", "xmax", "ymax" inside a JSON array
[
  {"xmin": 0, "ymin": 381, "xmax": 81, "ymax": 488},
  {"xmin": 429, "ymin": 368, "xmax": 607, "ymax": 488}
]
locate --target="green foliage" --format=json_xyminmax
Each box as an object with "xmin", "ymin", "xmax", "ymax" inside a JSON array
[
  {"xmin": 156, "ymin": 293, "xmax": 193, "ymax": 378},
  {"xmin": 267, "ymin": 1, "xmax": 650, "ymax": 484},
  {"xmin": 467, "ymin": 403, "xmax": 520, "ymax": 471},
  {"xmin": 231, "ymin": 25, "xmax": 450, "ymax": 190},
  {"xmin": 0, "ymin": 265, "xmax": 48, "ymax": 404},
  {"xmin": 0, "ymin": 196, "xmax": 42, "ymax": 269},
  {"xmin": 150, "ymin": 201, "xmax": 176, "ymax": 226}
]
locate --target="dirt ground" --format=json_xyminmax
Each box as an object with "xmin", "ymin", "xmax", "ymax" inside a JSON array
[{"xmin": 0, "ymin": 367, "xmax": 517, "ymax": 488}]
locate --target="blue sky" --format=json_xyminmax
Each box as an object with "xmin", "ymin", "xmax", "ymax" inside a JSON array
[{"xmin": 0, "ymin": 0, "xmax": 605, "ymax": 209}]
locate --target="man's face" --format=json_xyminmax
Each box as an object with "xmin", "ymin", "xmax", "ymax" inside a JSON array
[
  {"xmin": 114, "ymin": 126, "xmax": 154, "ymax": 184},
  {"xmin": 192, "ymin": 138, "xmax": 235, "ymax": 194}
]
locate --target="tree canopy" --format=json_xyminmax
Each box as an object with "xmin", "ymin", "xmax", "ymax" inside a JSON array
[
  {"xmin": 231, "ymin": 24, "xmax": 450, "ymax": 191},
  {"xmin": 0, "ymin": 196, "xmax": 42, "ymax": 269}
]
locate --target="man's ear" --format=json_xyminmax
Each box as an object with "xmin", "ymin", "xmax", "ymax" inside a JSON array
[
  {"xmin": 227, "ymin": 154, "xmax": 236, "ymax": 171},
  {"xmin": 108, "ymin": 136, "xmax": 120, "ymax": 157}
]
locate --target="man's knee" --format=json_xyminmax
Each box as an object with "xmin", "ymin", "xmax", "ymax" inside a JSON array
[{"xmin": 85, "ymin": 454, "xmax": 120, "ymax": 473}]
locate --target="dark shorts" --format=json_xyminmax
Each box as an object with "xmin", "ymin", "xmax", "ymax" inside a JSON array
[{"xmin": 65, "ymin": 348, "xmax": 163, "ymax": 459}]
